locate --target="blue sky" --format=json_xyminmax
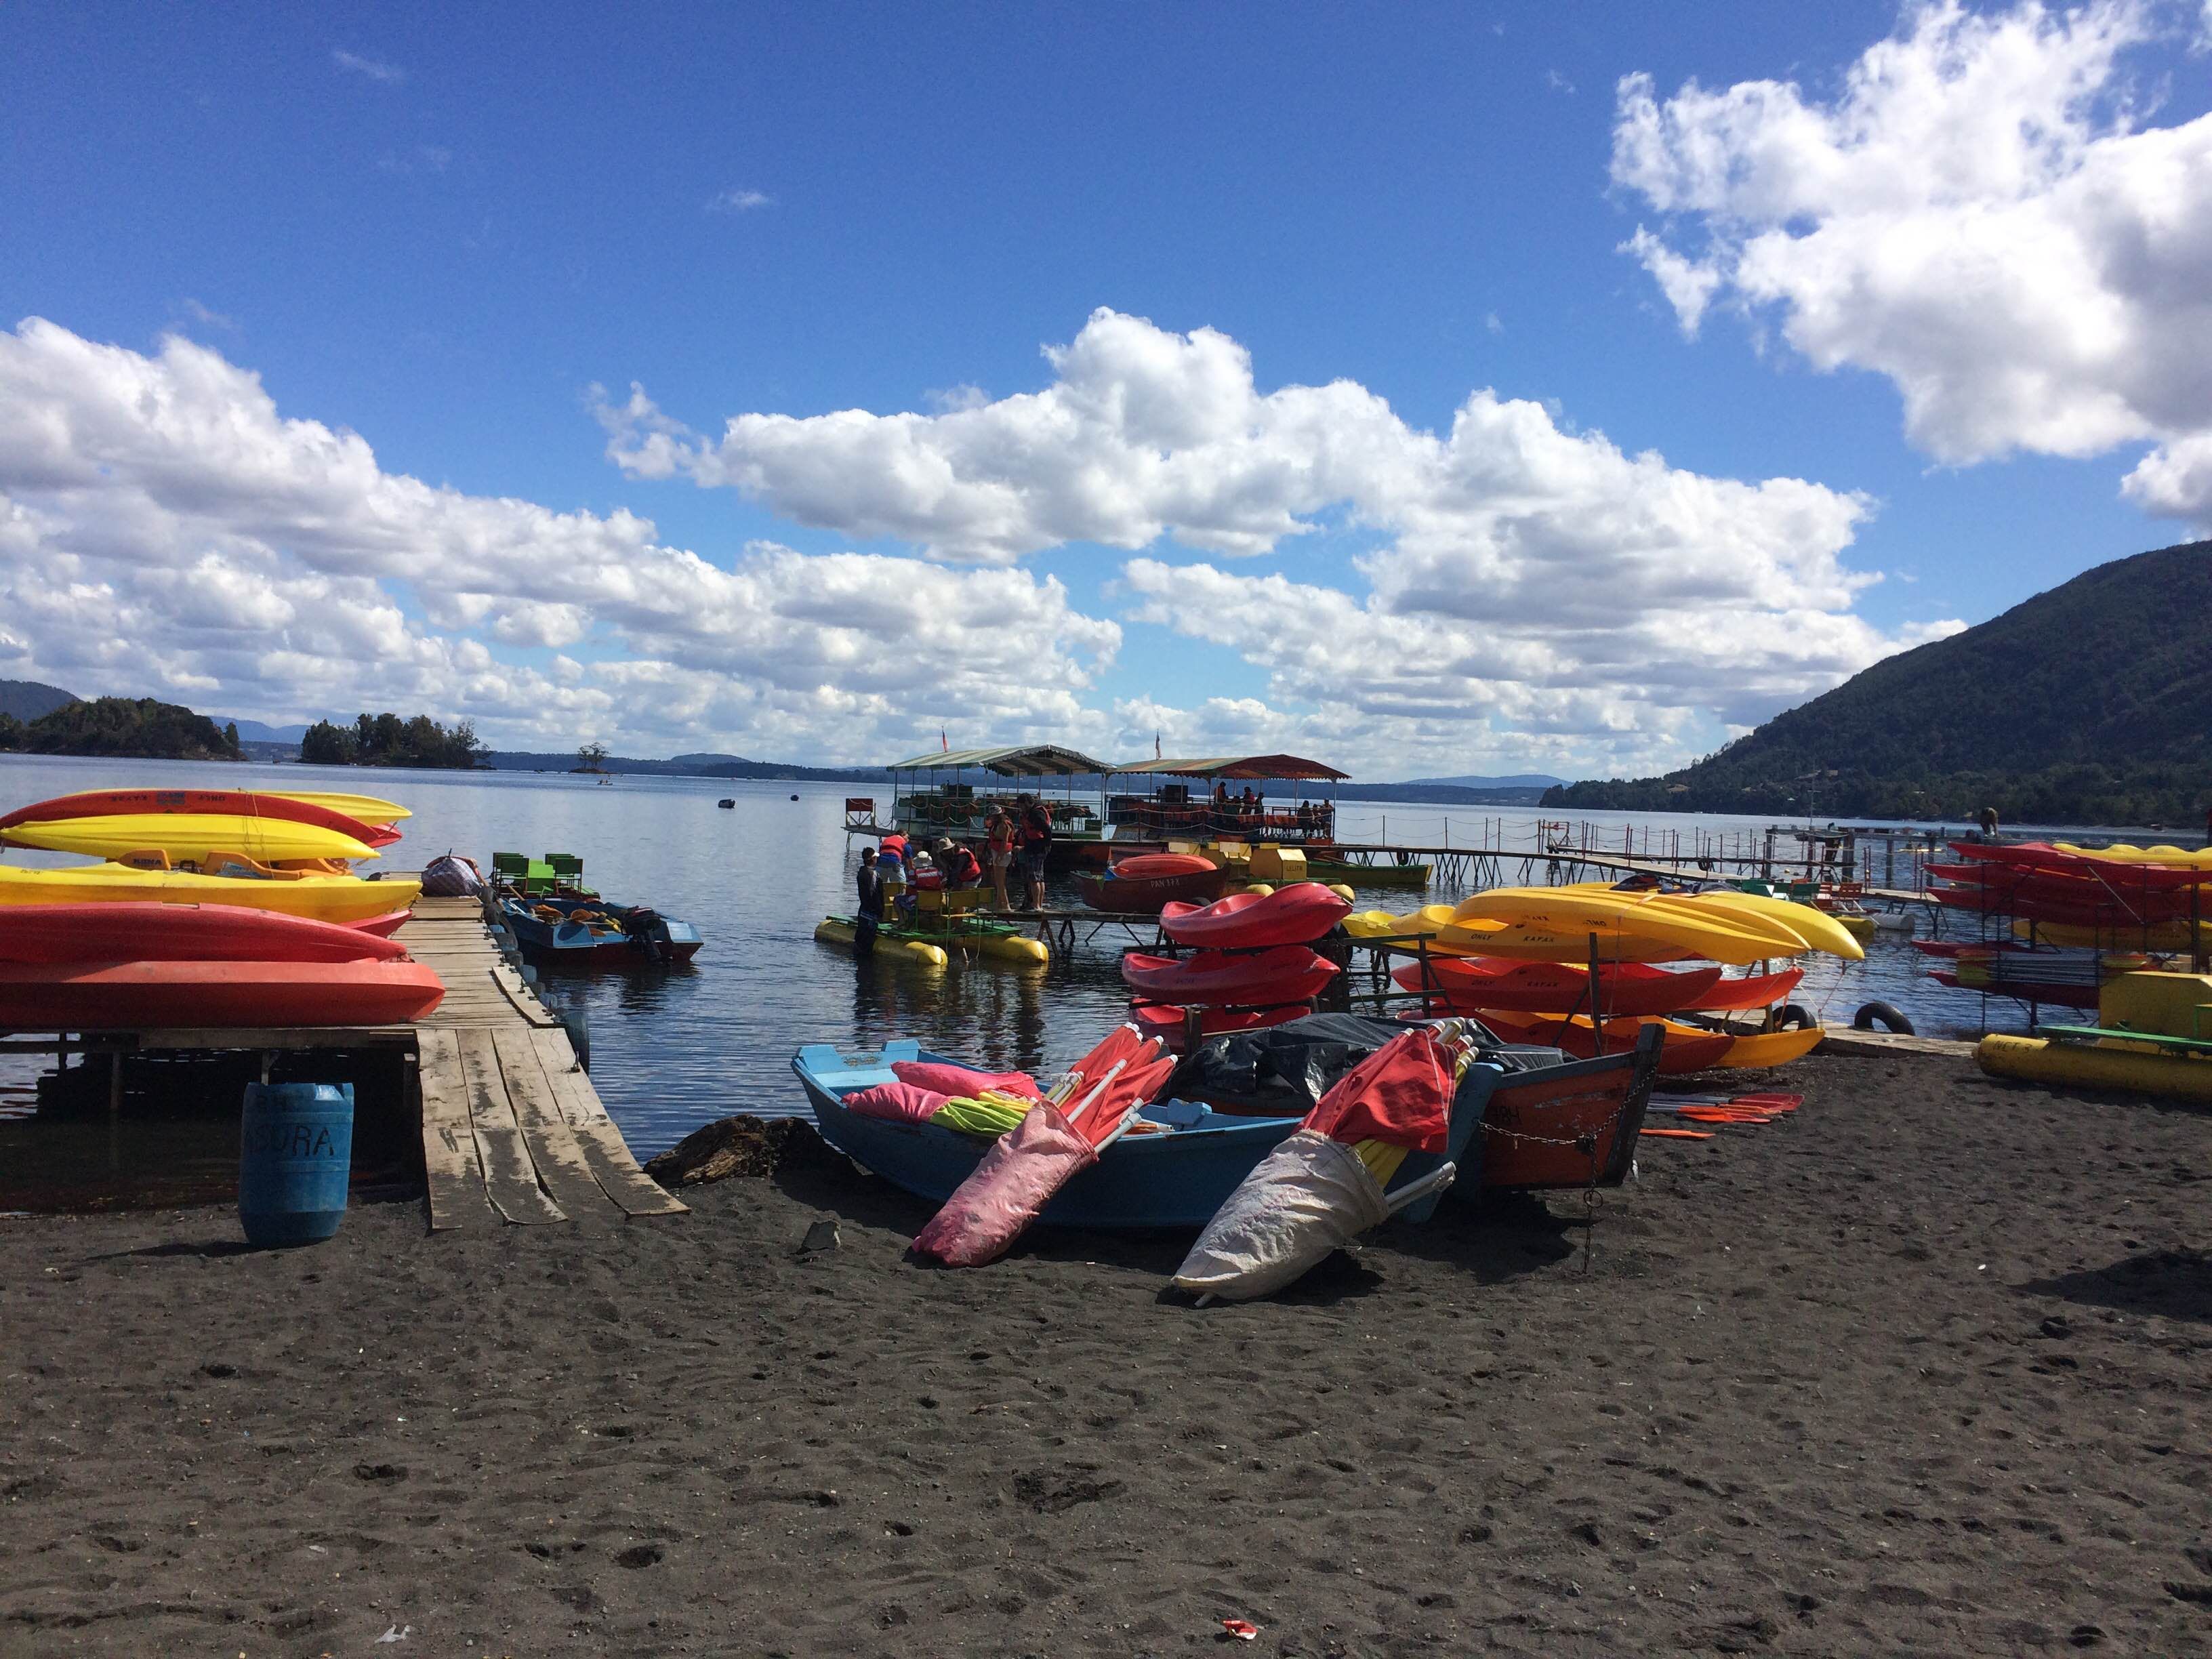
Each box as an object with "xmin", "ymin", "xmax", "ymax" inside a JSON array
[{"xmin": 3, "ymin": 2, "xmax": 2207, "ymax": 777}]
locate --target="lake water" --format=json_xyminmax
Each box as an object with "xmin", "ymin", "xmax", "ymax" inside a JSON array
[{"xmin": 0, "ymin": 752, "xmax": 2062, "ymax": 1159}]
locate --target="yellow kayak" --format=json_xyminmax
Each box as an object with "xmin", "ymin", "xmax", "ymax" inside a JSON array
[
  {"xmin": 0, "ymin": 863, "xmax": 417, "ymax": 923},
  {"xmin": 2053, "ymin": 842, "xmax": 2212, "ymax": 869},
  {"xmin": 2012, "ymin": 916, "xmax": 2212, "ymax": 950},
  {"xmin": 1450, "ymin": 888, "xmax": 1805, "ymax": 966},
  {"xmin": 270, "ymin": 791, "xmax": 413, "ymax": 824},
  {"xmin": 1433, "ymin": 920, "xmax": 1700, "ymax": 963},
  {"xmin": 1715, "ymin": 1026, "xmax": 1826, "ymax": 1068},
  {"xmin": 1, "ymin": 813, "xmax": 376, "ymax": 863},
  {"xmin": 1679, "ymin": 889, "xmax": 1866, "ymax": 961}
]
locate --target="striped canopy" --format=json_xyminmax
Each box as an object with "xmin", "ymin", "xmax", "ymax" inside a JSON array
[
  {"xmin": 1110, "ymin": 754, "xmax": 1350, "ymax": 782},
  {"xmin": 887, "ymin": 744, "xmax": 1113, "ymax": 777}
]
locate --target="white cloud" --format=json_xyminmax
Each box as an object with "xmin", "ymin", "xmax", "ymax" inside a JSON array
[
  {"xmin": 178, "ymin": 298, "xmax": 237, "ymax": 333},
  {"xmin": 332, "ymin": 49, "xmax": 403, "ymax": 85},
  {"xmin": 0, "ymin": 319, "xmax": 1119, "ymax": 758},
  {"xmin": 600, "ymin": 307, "xmax": 1953, "ymax": 773},
  {"xmin": 1614, "ymin": 0, "xmax": 2212, "ymax": 520},
  {"xmin": 708, "ymin": 188, "xmax": 774, "ymax": 213}
]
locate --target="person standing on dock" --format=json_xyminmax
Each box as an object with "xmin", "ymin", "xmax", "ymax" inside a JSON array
[
  {"xmin": 854, "ymin": 847, "xmax": 883, "ymax": 958},
  {"xmin": 1018, "ymin": 795, "xmax": 1053, "ymax": 909},
  {"xmin": 985, "ymin": 806, "xmax": 1016, "ymax": 909},
  {"xmin": 1978, "ymin": 805, "xmax": 1999, "ymax": 840}
]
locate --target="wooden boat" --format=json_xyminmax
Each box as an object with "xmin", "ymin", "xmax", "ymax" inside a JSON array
[
  {"xmin": 1120, "ymin": 945, "xmax": 1338, "ymax": 1006},
  {"xmin": 0, "ymin": 789, "xmax": 399, "ymax": 848},
  {"xmin": 0, "ymin": 959, "xmax": 445, "ymax": 1031},
  {"xmin": 501, "ymin": 894, "xmax": 702, "ymax": 964},
  {"xmin": 793, "ymin": 1040, "xmax": 1303, "ymax": 1227},
  {"xmin": 0, "ymin": 903, "xmax": 408, "ymax": 964},
  {"xmin": 1075, "ymin": 863, "xmax": 1229, "ymax": 915},
  {"xmin": 1160, "ymin": 883, "xmax": 1351, "ymax": 948}
]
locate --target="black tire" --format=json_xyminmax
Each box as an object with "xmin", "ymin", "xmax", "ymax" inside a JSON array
[
  {"xmin": 1852, "ymin": 1000, "xmax": 1914, "ymax": 1036},
  {"xmin": 1771, "ymin": 1002, "xmax": 1816, "ymax": 1031}
]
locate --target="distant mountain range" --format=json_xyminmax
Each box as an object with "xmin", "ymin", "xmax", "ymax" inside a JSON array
[
  {"xmin": 216, "ymin": 716, "xmax": 311, "ymax": 744},
  {"xmin": 1395, "ymin": 773, "xmax": 1565, "ymax": 790},
  {"xmin": 1545, "ymin": 539, "xmax": 2212, "ymax": 827},
  {"xmin": 483, "ymin": 750, "xmax": 886, "ymax": 783},
  {"xmin": 0, "ymin": 679, "xmax": 80, "ymax": 722}
]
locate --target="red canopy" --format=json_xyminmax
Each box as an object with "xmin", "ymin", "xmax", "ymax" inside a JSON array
[{"xmin": 1302, "ymin": 1028, "xmax": 1452, "ymax": 1153}]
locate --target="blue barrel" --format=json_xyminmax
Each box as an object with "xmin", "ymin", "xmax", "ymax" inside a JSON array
[{"xmin": 238, "ymin": 1082, "xmax": 354, "ymax": 1247}]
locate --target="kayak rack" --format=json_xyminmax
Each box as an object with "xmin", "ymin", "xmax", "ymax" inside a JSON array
[{"xmin": 0, "ymin": 892, "xmax": 684, "ymax": 1232}]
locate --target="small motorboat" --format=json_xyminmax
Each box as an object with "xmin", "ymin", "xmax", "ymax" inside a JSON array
[
  {"xmin": 500, "ymin": 893, "xmax": 702, "ymax": 964},
  {"xmin": 1075, "ymin": 860, "xmax": 1229, "ymax": 914}
]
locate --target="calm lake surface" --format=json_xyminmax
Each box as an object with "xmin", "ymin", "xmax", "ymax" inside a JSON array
[{"xmin": 0, "ymin": 753, "xmax": 2074, "ymax": 1158}]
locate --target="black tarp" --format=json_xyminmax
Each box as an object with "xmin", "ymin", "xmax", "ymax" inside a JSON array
[{"xmin": 1164, "ymin": 1013, "xmax": 1568, "ymax": 1118}]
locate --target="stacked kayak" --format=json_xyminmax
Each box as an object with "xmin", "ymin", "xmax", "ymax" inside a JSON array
[
  {"xmin": 0, "ymin": 863, "xmax": 419, "ymax": 924},
  {"xmin": 1361, "ymin": 882, "xmax": 1853, "ymax": 1071},
  {"xmin": 1925, "ymin": 841, "xmax": 2212, "ymax": 1014},
  {"xmin": 0, "ymin": 789, "xmax": 403, "ymax": 850},
  {"xmin": 1123, "ymin": 882, "xmax": 1350, "ymax": 1049},
  {"xmin": 0, "ymin": 903, "xmax": 443, "ymax": 1031}
]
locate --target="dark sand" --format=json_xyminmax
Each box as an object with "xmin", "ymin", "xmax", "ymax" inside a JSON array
[{"xmin": 3, "ymin": 1053, "xmax": 2209, "ymax": 1656}]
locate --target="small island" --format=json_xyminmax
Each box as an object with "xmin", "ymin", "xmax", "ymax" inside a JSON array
[
  {"xmin": 0, "ymin": 697, "xmax": 241, "ymax": 761},
  {"xmin": 300, "ymin": 713, "xmax": 487, "ymax": 769}
]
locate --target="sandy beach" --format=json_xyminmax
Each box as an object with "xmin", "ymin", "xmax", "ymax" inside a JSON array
[{"xmin": 3, "ymin": 1051, "xmax": 2208, "ymax": 1656}]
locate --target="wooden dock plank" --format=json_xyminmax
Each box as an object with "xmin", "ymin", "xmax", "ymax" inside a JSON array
[
  {"xmin": 491, "ymin": 1031, "xmax": 623, "ymax": 1223},
  {"xmin": 415, "ymin": 1029, "xmax": 486, "ymax": 1231},
  {"xmin": 454, "ymin": 1029, "xmax": 567, "ymax": 1225},
  {"xmin": 525, "ymin": 1026, "xmax": 688, "ymax": 1217}
]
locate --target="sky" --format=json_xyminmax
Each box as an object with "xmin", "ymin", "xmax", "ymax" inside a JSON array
[{"xmin": 1, "ymin": 1, "xmax": 2209, "ymax": 779}]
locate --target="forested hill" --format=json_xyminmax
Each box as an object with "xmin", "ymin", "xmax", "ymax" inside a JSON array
[{"xmin": 1544, "ymin": 540, "xmax": 2212, "ymax": 826}]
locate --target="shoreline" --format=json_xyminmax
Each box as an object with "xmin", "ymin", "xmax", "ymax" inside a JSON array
[{"xmin": 5, "ymin": 1052, "xmax": 2207, "ymax": 1654}]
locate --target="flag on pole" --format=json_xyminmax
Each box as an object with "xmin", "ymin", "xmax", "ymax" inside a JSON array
[
  {"xmin": 941, "ymin": 728, "xmax": 949, "ymax": 753},
  {"xmin": 1155, "ymin": 731, "xmax": 1162, "ymax": 758}
]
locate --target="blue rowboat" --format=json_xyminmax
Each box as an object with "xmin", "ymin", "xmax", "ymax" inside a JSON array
[{"xmin": 791, "ymin": 1040, "xmax": 1300, "ymax": 1229}]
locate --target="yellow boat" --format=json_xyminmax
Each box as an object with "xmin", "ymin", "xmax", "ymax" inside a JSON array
[
  {"xmin": 0, "ymin": 863, "xmax": 417, "ymax": 924},
  {"xmin": 1714, "ymin": 1026, "xmax": 1826, "ymax": 1068},
  {"xmin": 1978, "ymin": 1033, "xmax": 2212, "ymax": 1101},
  {"xmin": 1, "ymin": 813, "xmax": 376, "ymax": 864},
  {"xmin": 1679, "ymin": 889, "xmax": 1866, "ymax": 961},
  {"xmin": 813, "ymin": 917, "xmax": 948, "ymax": 969},
  {"xmin": 2011, "ymin": 917, "xmax": 2212, "ymax": 950},
  {"xmin": 270, "ymin": 791, "xmax": 413, "ymax": 824},
  {"xmin": 1450, "ymin": 888, "xmax": 1805, "ymax": 966}
]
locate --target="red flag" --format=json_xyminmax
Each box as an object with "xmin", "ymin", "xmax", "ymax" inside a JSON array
[{"xmin": 941, "ymin": 728, "xmax": 949, "ymax": 752}]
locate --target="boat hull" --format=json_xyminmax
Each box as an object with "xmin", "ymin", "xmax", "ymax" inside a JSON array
[
  {"xmin": 794, "ymin": 1042, "xmax": 1299, "ymax": 1228},
  {"xmin": 1075, "ymin": 866, "xmax": 1229, "ymax": 914},
  {"xmin": 0, "ymin": 960, "xmax": 445, "ymax": 1031},
  {"xmin": 0, "ymin": 865, "xmax": 418, "ymax": 924}
]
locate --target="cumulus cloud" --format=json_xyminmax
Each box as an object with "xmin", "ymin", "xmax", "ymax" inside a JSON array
[
  {"xmin": 1614, "ymin": 0, "xmax": 2212, "ymax": 520},
  {"xmin": 599, "ymin": 306, "xmax": 1954, "ymax": 773},
  {"xmin": 708, "ymin": 188, "xmax": 774, "ymax": 213},
  {"xmin": 0, "ymin": 319, "xmax": 1119, "ymax": 757}
]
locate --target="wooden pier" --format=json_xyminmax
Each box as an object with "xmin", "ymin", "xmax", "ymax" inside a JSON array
[{"xmin": 397, "ymin": 895, "xmax": 686, "ymax": 1231}]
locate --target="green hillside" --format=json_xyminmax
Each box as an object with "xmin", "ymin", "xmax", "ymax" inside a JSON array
[
  {"xmin": 0, "ymin": 697, "xmax": 241, "ymax": 761},
  {"xmin": 1545, "ymin": 539, "xmax": 2212, "ymax": 826},
  {"xmin": 0, "ymin": 679, "xmax": 79, "ymax": 722}
]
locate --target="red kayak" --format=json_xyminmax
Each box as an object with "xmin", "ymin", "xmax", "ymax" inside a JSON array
[
  {"xmin": 349, "ymin": 910, "xmax": 415, "ymax": 939},
  {"xmin": 1160, "ymin": 883, "xmax": 1351, "ymax": 948},
  {"xmin": 1945, "ymin": 842, "xmax": 2208, "ymax": 888},
  {"xmin": 1120, "ymin": 945, "xmax": 1338, "ymax": 1007},
  {"xmin": 1931, "ymin": 883, "xmax": 2190, "ymax": 927},
  {"xmin": 0, "ymin": 789, "xmax": 401, "ymax": 850},
  {"xmin": 0, "ymin": 904, "xmax": 409, "ymax": 965},
  {"xmin": 1111, "ymin": 853, "xmax": 1217, "ymax": 880},
  {"xmin": 1130, "ymin": 1001, "xmax": 1308, "ymax": 1053},
  {"xmin": 1927, "ymin": 968, "xmax": 2100, "ymax": 1009},
  {"xmin": 1391, "ymin": 957, "xmax": 1723, "ymax": 1017},
  {"xmin": 1694, "ymin": 968, "xmax": 1805, "ymax": 1011},
  {"xmin": 0, "ymin": 960, "xmax": 445, "ymax": 1031},
  {"xmin": 1473, "ymin": 1010, "xmax": 1736, "ymax": 1075}
]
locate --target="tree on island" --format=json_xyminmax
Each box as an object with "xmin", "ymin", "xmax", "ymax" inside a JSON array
[
  {"xmin": 297, "ymin": 712, "xmax": 487, "ymax": 769},
  {"xmin": 0, "ymin": 697, "xmax": 239, "ymax": 760},
  {"xmin": 575, "ymin": 741, "xmax": 611, "ymax": 774}
]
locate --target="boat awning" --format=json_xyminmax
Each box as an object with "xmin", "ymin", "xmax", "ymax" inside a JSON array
[
  {"xmin": 886, "ymin": 744, "xmax": 1113, "ymax": 777},
  {"xmin": 1109, "ymin": 754, "xmax": 1351, "ymax": 782}
]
